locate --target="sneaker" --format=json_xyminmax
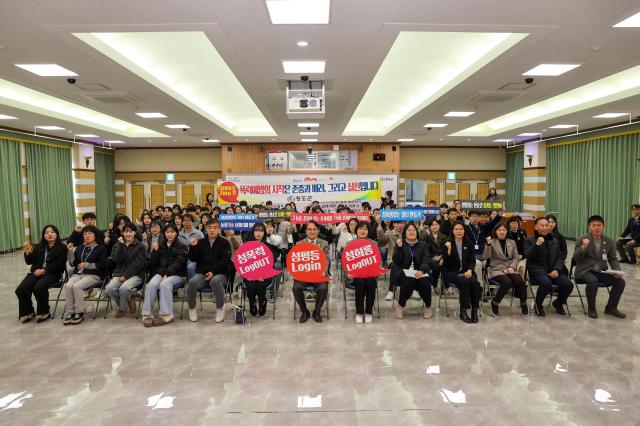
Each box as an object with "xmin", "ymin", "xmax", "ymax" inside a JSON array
[
  {"xmin": 520, "ymin": 303, "xmax": 529, "ymax": 316},
  {"xmin": 385, "ymin": 291, "xmax": 394, "ymax": 301},
  {"xmin": 587, "ymin": 308, "xmax": 598, "ymax": 319},
  {"xmin": 395, "ymin": 305, "xmax": 404, "ymax": 319},
  {"xmin": 604, "ymin": 307, "xmax": 626, "ymax": 318},
  {"xmin": 36, "ymin": 313, "xmax": 51, "ymax": 323},
  {"xmin": 364, "ymin": 314, "xmax": 373, "ymax": 324},
  {"xmin": 215, "ymin": 306, "xmax": 225, "ymax": 323},
  {"xmin": 70, "ymin": 312, "xmax": 84, "ymax": 325},
  {"xmin": 423, "ymin": 307, "xmax": 433, "ymax": 319},
  {"xmin": 355, "ymin": 314, "xmax": 364, "ymax": 324},
  {"xmin": 63, "ymin": 313, "xmax": 74, "ymax": 325},
  {"xmin": 189, "ymin": 308, "xmax": 198, "ymax": 322},
  {"xmin": 19, "ymin": 314, "xmax": 34, "ymax": 323},
  {"xmin": 490, "ymin": 300, "xmax": 499, "ymax": 317}
]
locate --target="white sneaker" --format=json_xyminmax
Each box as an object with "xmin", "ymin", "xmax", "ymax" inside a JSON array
[
  {"xmin": 364, "ymin": 314, "xmax": 373, "ymax": 324},
  {"xmin": 189, "ymin": 308, "xmax": 198, "ymax": 322},
  {"xmin": 385, "ymin": 291, "xmax": 394, "ymax": 301},
  {"xmin": 355, "ymin": 314, "xmax": 364, "ymax": 324},
  {"xmin": 215, "ymin": 306, "xmax": 225, "ymax": 323}
]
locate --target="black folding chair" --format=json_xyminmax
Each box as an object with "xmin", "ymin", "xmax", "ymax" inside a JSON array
[
  {"xmin": 48, "ymin": 270, "xmax": 68, "ymax": 319},
  {"xmin": 568, "ymin": 259, "xmax": 610, "ymax": 315}
]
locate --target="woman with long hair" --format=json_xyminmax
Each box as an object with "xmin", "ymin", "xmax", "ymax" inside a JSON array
[{"xmin": 243, "ymin": 223, "xmax": 280, "ymax": 317}]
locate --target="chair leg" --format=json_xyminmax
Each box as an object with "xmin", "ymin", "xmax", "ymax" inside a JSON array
[
  {"xmin": 272, "ymin": 281, "xmax": 277, "ymax": 320},
  {"xmin": 199, "ymin": 291, "xmax": 203, "ymax": 311},
  {"xmin": 574, "ymin": 283, "xmax": 587, "ymax": 315},
  {"xmin": 51, "ymin": 285, "xmax": 64, "ymax": 319},
  {"xmin": 104, "ymin": 298, "xmax": 111, "ymax": 319},
  {"xmin": 93, "ymin": 284, "xmax": 106, "ymax": 320},
  {"xmin": 343, "ymin": 284, "xmax": 348, "ymax": 320},
  {"xmin": 376, "ymin": 285, "xmax": 381, "ymax": 319}
]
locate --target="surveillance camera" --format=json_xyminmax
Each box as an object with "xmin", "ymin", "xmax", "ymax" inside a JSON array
[
  {"xmin": 301, "ymin": 75, "xmax": 309, "ymax": 82},
  {"xmin": 306, "ymin": 127, "xmax": 312, "ymax": 131},
  {"xmin": 426, "ymin": 127, "xmax": 432, "ymax": 131},
  {"xmin": 67, "ymin": 78, "xmax": 77, "ymax": 85},
  {"xmin": 307, "ymin": 145, "xmax": 312, "ymax": 154},
  {"xmin": 525, "ymin": 77, "xmax": 534, "ymax": 84},
  {"xmin": 182, "ymin": 128, "xmax": 188, "ymax": 132}
]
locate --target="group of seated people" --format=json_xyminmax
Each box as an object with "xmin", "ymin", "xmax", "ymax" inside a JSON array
[{"xmin": 14, "ymin": 197, "xmax": 635, "ymax": 326}]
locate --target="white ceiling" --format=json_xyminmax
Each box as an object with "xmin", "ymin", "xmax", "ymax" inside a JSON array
[{"xmin": 0, "ymin": 0, "xmax": 639, "ymax": 147}]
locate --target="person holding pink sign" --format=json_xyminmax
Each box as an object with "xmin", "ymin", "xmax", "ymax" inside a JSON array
[{"xmin": 242, "ymin": 223, "xmax": 281, "ymax": 316}]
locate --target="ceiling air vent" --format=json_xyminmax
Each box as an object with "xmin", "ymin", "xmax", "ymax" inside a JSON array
[
  {"xmin": 467, "ymin": 90, "xmax": 524, "ymax": 103},
  {"xmin": 74, "ymin": 82, "xmax": 111, "ymax": 91},
  {"xmin": 79, "ymin": 91, "xmax": 142, "ymax": 105}
]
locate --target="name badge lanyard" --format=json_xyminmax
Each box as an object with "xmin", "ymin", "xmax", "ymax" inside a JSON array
[
  {"xmin": 469, "ymin": 226, "xmax": 480, "ymax": 250},
  {"xmin": 79, "ymin": 246, "xmax": 95, "ymax": 272},
  {"xmin": 43, "ymin": 248, "xmax": 48, "ymax": 269},
  {"xmin": 409, "ymin": 244, "xmax": 415, "ymax": 270}
]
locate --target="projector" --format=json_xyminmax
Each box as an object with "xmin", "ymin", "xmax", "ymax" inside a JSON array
[{"xmin": 286, "ymin": 80, "xmax": 325, "ymax": 118}]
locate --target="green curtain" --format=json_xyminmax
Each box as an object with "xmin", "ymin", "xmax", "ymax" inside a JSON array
[
  {"xmin": 26, "ymin": 143, "xmax": 75, "ymax": 239},
  {"xmin": 0, "ymin": 139, "xmax": 25, "ymax": 251},
  {"xmin": 505, "ymin": 150, "xmax": 523, "ymax": 212},
  {"xmin": 95, "ymin": 152, "xmax": 116, "ymax": 229},
  {"xmin": 547, "ymin": 133, "xmax": 640, "ymax": 239}
]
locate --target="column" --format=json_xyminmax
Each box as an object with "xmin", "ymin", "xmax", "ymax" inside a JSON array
[
  {"xmin": 71, "ymin": 144, "xmax": 96, "ymax": 223},
  {"xmin": 522, "ymin": 141, "xmax": 546, "ymax": 217},
  {"xmin": 495, "ymin": 177, "xmax": 506, "ymax": 200},
  {"xmin": 115, "ymin": 177, "xmax": 125, "ymax": 215}
]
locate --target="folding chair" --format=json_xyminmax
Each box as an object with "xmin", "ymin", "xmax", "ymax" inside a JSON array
[
  {"xmin": 481, "ymin": 260, "xmax": 514, "ymax": 315},
  {"xmin": 342, "ymin": 277, "xmax": 381, "ymax": 320},
  {"xmin": 48, "ymin": 270, "xmax": 68, "ymax": 319},
  {"xmin": 60, "ymin": 275, "xmax": 109, "ymax": 320},
  {"xmin": 437, "ymin": 276, "xmax": 458, "ymax": 317},
  {"xmin": 240, "ymin": 277, "xmax": 278, "ymax": 320},
  {"xmin": 293, "ymin": 283, "xmax": 330, "ymax": 320},
  {"xmin": 568, "ymin": 259, "xmax": 610, "ymax": 315},
  {"xmin": 198, "ymin": 274, "xmax": 233, "ymax": 310},
  {"xmin": 525, "ymin": 268, "xmax": 571, "ymax": 316}
]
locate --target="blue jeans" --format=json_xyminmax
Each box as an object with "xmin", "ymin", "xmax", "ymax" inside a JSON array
[
  {"xmin": 106, "ymin": 276, "xmax": 143, "ymax": 311},
  {"xmin": 531, "ymin": 273, "xmax": 573, "ymax": 307},
  {"xmin": 187, "ymin": 261, "xmax": 197, "ymax": 281},
  {"xmin": 141, "ymin": 274, "xmax": 183, "ymax": 317}
]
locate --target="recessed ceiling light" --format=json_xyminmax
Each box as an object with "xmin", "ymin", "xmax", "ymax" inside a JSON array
[
  {"xmin": 593, "ymin": 113, "xmax": 629, "ymax": 118},
  {"xmin": 105, "ymin": 140, "xmax": 125, "ymax": 144},
  {"xmin": 266, "ymin": 0, "xmax": 331, "ymax": 24},
  {"xmin": 15, "ymin": 64, "xmax": 78, "ymax": 77},
  {"xmin": 445, "ymin": 111, "xmax": 475, "ymax": 117},
  {"xmin": 343, "ymin": 32, "xmax": 526, "ymax": 136},
  {"xmin": 297, "ymin": 41, "xmax": 309, "ymax": 47},
  {"xmin": 423, "ymin": 123, "xmax": 448, "ymax": 127},
  {"xmin": 282, "ymin": 60, "xmax": 325, "ymax": 73},
  {"xmin": 549, "ymin": 124, "xmax": 578, "ymax": 129},
  {"xmin": 36, "ymin": 126, "xmax": 65, "ymax": 130},
  {"xmin": 522, "ymin": 64, "xmax": 580, "ymax": 76},
  {"xmin": 165, "ymin": 124, "xmax": 190, "ymax": 129},
  {"xmin": 493, "ymin": 139, "xmax": 512, "ymax": 142},
  {"xmin": 0, "ymin": 114, "xmax": 18, "ymax": 119},
  {"xmin": 201, "ymin": 138, "xmax": 220, "ymax": 143},
  {"xmin": 300, "ymin": 131, "xmax": 319, "ymax": 135},
  {"xmin": 397, "ymin": 138, "xmax": 415, "ymax": 142},
  {"xmin": 76, "ymin": 134, "xmax": 99, "ymax": 138},
  {"xmin": 298, "ymin": 122, "xmax": 319, "ymax": 127},
  {"xmin": 136, "ymin": 112, "xmax": 167, "ymax": 118},
  {"xmin": 75, "ymin": 32, "xmax": 275, "ymax": 137},
  {"xmin": 518, "ymin": 132, "xmax": 541, "ymax": 136},
  {"xmin": 613, "ymin": 11, "xmax": 640, "ymax": 27},
  {"xmin": 452, "ymin": 64, "xmax": 640, "ymax": 137},
  {"xmin": 301, "ymin": 138, "xmax": 317, "ymax": 142}
]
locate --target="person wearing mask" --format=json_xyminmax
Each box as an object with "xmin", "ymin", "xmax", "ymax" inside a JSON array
[
  {"xmin": 67, "ymin": 212, "xmax": 105, "ymax": 247},
  {"xmin": 377, "ymin": 221, "xmax": 405, "ymax": 301},
  {"xmin": 243, "ymin": 223, "xmax": 280, "ymax": 317},
  {"xmin": 16, "ymin": 225, "xmax": 67, "ymax": 323},
  {"xmin": 63, "ymin": 226, "xmax": 108, "ymax": 325},
  {"xmin": 545, "ymin": 214, "xmax": 568, "ymax": 274},
  {"xmin": 346, "ymin": 221, "xmax": 380, "ymax": 324},
  {"xmin": 523, "ymin": 217, "xmax": 574, "ymax": 317},
  {"xmin": 442, "ymin": 223, "xmax": 482, "ymax": 323},
  {"xmin": 421, "ymin": 218, "xmax": 447, "ymax": 290},
  {"xmin": 179, "ymin": 214, "xmax": 204, "ymax": 280},
  {"xmin": 105, "ymin": 223, "xmax": 146, "ymax": 318},
  {"xmin": 337, "ymin": 218, "xmax": 359, "ymax": 253},
  {"xmin": 506, "ymin": 216, "xmax": 528, "ymax": 277},
  {"xmin": 616, "ymin": 204, "xmax": 640, "ymax": 264},
  {"xmin": 573, "ymin": 215, "xmax": 626, "ymax": 319},
  {"xmin": 141, "ymin": 224, "xmax": 188, "ymax": 327},
  {"xmin": 186, "ymin": 220, "xmax": 231, "ymax": 323},
  {"xmin": 485, "ymin": 187, "xmax": 500, "ymax": 201},
  {"xmin": 392, "ymin": 223, "xmax": 433, "ymax": 320},
  {"xmin": 291, "ymin": 221, "xmax": 330, "ymax": 323},
  {"xmin": 484, "ymin": 223, "xmax": 528, "ymax": 316}
]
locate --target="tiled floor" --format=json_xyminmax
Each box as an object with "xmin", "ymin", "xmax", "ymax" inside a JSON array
[{"xmin": 1, "ymin": 249, "xmax": 638, "ymax": 425}]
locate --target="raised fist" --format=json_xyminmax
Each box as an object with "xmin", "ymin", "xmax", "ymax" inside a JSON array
[
  {"xmin": 536, "ymin": 237, "xmax": 545, "ymax": 246},
  {"xmin": 582, "ymin": 239, "xmax": 590, "ymax": 248}
]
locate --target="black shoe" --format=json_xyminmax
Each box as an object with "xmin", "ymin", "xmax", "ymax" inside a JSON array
[
  {"xmin": 299, "ymin": 310, "xmax": 310, "ymax": 323},
  {"xmin": 535, "ymin": 304, "xmax": 546, "ymax": 317},
  {"xmin": 490, "ymin": 300, "xmax": 499, "ymax": 316},
  {"xmin": 249, "ymin": 301, "xmax": 258, "ymax": 316},
  {"xmin": 459, "ymin": 310, "xmax": 473, "ymax": 323},
  {"xmin": 70, "ymin": 312, "xmax": 84, "ymax": 325},
  {"xmin": 587, "ymin": 308, "xmax": 598, "ymax": 318},
  {"xmin": 520, "ymin": 303, "xmax": 529, "ymax": 316},
  {"xmin": 552, "ymin": 299, "xmax": 566, "ymax": 315},
  {"xmin": 619, "ymin": 259, "xmax": 630, "ymax": 264},
  {"xmin": 258, "ymin": 299, "xmax": 267, "ymax": 316},
  {"xmin": 471, "ymin": 308, "xmax": 479, "ymax": 323},
  {"xmin": 604, "ymin": 307, "xmax": 626, "ymax": 318},
  {"xmin": 63, "ymin": 313, "xmax": 74, "ymax": 325},
  {"xmin": 312, "ymin": 311, "xmax": 323, "ymax": 323},
  {"xmin": 36, "ymin": 313, "xmax": 51, "ymax": 323},
  {"xmin": 19, "ymin": 313, "xmax": 35, "ymax": 323}
]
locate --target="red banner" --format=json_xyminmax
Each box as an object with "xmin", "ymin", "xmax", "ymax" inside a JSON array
[
  {"xmin": 289, "ymin": 212, "xmax": 371, "ymax": 225},
  {"xmin": 233, "ymin": 241, "xmax": 282, "ymax": 281},
  {"xmin": 341, "ymin": 239, "xmax": 388, "ymax": 278},
  {"xmin": 286, "ymin": 242, "xmax": 328, "ymax": 282}
]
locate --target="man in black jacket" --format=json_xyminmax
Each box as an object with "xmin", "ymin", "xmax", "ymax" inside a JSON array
[
  {"xmin": 616, "ymin": 204, "xmax": 640, "ymax": 264},
  {"xmin": 186, "ymin": 220, "xmax": 231, "ymax": 323},
  {"xmin": 523, "ymin": 217, "xmax": 573, "ymax": 317}
]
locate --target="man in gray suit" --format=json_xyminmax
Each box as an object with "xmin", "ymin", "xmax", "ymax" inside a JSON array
[
  {"xmin": 573, "ymin": 215, "xmax": 626, "ymax": 319},
  {"xmin": 291, "ymin": 220, "xmax": 330, "ymax": 323}
]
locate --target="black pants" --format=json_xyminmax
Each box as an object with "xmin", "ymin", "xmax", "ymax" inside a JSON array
[
  {"xmin": 15, "ymin": 273, "xmax": 60, "ymax": 317},
  {"xmin": 353, "ymin": 277, "xmax": 376, "ymax": 314},
  {"xmin": 292, "ymin": 281, "xmax": 328, "ymax": 314},
  {"xmin": 444, "ymin": 271, "xmax": 481, "ymax": 310},
  {"xmin": 245, "ymin": 279, "xmax": 269, "ymax": 304},
  {"xmin": 616, "ymin": 238, "xmax": 639, "ymax": 263},
  {"xmin": 580, "ymin": 271, "xmax": 625, "ymax": 310},
  {"xmin": 388, "ymin": 264, "xmax": 401, "ymax": 292},
  {"xmin": 398, "ymin": 275, "xmax": 432, "ymax": 307},
  {"xmin": 531, "ymin": 273, "xmax": 573, "ymax": 307},
  {"xmin": 427, "ymin": 260, "xmax": 441, "ymax": 287},
  {"xmin": 490, "ymin": 273, "xmax": 527, "ymax": 304}
]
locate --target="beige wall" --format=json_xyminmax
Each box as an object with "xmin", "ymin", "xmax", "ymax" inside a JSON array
[
  {"xmin": 400, "ymin": 147, "xmax": 506, "ymax": 170},
  {"xmin": 115, "ymin": 147, "xmax": 221, "ymax": 172}
]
